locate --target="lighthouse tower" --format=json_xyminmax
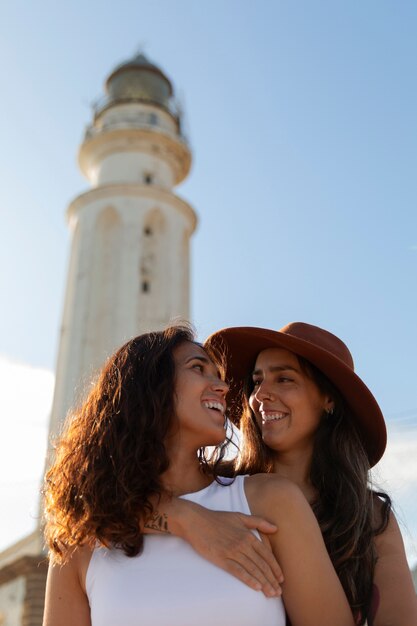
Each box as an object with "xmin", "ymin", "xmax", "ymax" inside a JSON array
[
  {"xmin": 49, "ymin": 53, "xmax": 196, "ymax": 438},
  {"xmin": 0, "ymin": 53, "xmax": 196, "ymax": 626}
]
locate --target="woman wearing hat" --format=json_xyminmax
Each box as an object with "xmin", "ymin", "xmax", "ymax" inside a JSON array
[{"xmin": 147, "ymin": 323, "xmax": 417, "ymax": 625}]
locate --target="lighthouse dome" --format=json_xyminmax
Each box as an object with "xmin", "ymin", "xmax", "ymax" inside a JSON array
[{"xmin": 105, "ymin": 53, "xmax": 173, "ymax": 108}]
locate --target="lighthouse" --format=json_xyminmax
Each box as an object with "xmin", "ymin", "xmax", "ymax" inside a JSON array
[
  {"xmin": 0, "ymin": 53, "xmax": 196, "ymax": 625},
  {"xmin": 49, "ymin": 52, "xmax": 196, "ymax": 438}
]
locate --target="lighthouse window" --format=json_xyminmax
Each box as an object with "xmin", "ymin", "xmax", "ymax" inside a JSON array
[
  {"xmin": 144, "ymin": 226, "xmax": 153, "ymax": 236},
  {"xmin": 149, "ymin": 113, "xmax": 158, "ymax": 125},
  {"xmin": 142, "ymin": 280, "xmax": 150, "ymax": 293},
  {"xmin": 144, "ymin": 173, "xmax": 153, "ymax": 185}
]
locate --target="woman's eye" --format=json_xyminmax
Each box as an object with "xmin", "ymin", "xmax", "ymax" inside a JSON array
[
  {"xmin": 192, "ymin": 363, "xmax": 204, "ymax": 372},
  {"xmin": 252, "ymin": 379, "xmax": 261, "ymax": 387},
  {"xmin": 278, "ymin": 376, "xmax": 292, "ymax": 383}
]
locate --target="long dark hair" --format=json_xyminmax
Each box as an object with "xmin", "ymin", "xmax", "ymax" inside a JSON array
[
  {"xmin": 43, "ymin": 324, "xmax": 229, "ymax": 563},
  {"xmin": 235, "ymin": 356, "xmax": 391, "ymax": 624}
]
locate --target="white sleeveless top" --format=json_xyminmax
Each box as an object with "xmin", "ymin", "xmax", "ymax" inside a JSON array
[{"xmin": 86, "ymin": 475, "xmax": 286, "ymax": 626}]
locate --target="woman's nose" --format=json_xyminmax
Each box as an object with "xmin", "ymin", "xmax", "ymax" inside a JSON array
[
  {"xmin": 255, "ymin": 381, "xmax": 273, "ymax": 401},
  {"xmin": 211, "ymin": 377, "xmax": 229, "ymax": 396}
]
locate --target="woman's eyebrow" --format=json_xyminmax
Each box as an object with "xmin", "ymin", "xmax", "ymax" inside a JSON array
[
  {"xmin": 185, "ymin": 354, "xmax": 222, "ymax": 378},
  {"xmin": 185, "ymin": 355, "xmax": 211, "ymax": 365},
  {"xmin": 252, "ymin": 365, "xmax": 299, "ymax": 376}
]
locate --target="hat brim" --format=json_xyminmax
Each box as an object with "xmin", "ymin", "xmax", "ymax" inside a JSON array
[{"xmin": 204, "ymin": 327, "xmax": 386, "ymax": 467}]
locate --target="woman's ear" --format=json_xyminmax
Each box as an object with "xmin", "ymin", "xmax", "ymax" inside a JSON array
[{"xmin": 324, "ymin": 398, "xmax": 335, "ymax": 416}]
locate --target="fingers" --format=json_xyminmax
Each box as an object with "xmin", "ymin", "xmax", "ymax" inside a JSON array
[
  {"xmin": 225, "ymin": 559, "xmax": 264, "ymax": 592},
  {"xmin": 226, "ymin": 553, "xmax": 281, "ymax": 598},
  {"xmin": 221, "ymin": 530, "xmax": 283, "ymax": 596},
  {"xmin": 225, "ymin": 558, "xmax": 281, "ymax": 597},
  {"xmin": 237, "ymin": 552, "xmax": 282, "ymax": 597},
  {"xmin": 239, "ymin": 513, "xmax": 277, "ymax": 534},
  {"xmin": 253, "ymin": 538, "xmax": 284, "ymax": 585},
  {"xmin": 235, "ymin": 515, "xmax": 284, "ymax": 594},
  {"xmin": 184, "ymin": 509, "xmax": 284, "ymax": 596}
]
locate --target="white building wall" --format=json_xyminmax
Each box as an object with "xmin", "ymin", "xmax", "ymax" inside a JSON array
[
  {"xmin": 47, "ymin": 54, "xmax": 196, "ymax": 439},
  {"xmin": 48, "ymin": 185, "xmax": 196, "ymax": 438},
  {"xmin": 0, "ymin": 577, "xmax": 25, "ymax": 626},
  {"xmin": 97, "ymin": 152, "xmax": 174, "ymax": 187}
]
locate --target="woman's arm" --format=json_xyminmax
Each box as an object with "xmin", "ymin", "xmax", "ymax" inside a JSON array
[
  {"xmin": 142, "ymin": 493, "xmax": 284, "ymax": 596},
  {"xmin": 43, "ymin": 548, "xmax": 92, "ymax": 626},
  {"xmin": 372, "ymin": 511, "xmax": 417, "ymax": 626},
  {"xmin": 246, "ymin": 474, "xmax": 355, "ymax": 626}
]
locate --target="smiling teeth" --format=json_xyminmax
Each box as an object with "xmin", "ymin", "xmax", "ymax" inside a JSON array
[
  {"xmin": 203, "ymin": 401, "xmax": 225, "ymax": 414},
  {"xmin": 262, "ymin": 413, "xmax": 287, "ymax": 422}
]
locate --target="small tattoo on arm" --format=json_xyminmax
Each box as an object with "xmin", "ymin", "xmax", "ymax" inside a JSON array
[{"xmin": 144, "ymin": 511, "xmax": 170, "ymax": 534}]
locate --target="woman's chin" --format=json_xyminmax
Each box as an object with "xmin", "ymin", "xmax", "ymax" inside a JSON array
[
  {"xmin": 201, "ymin": 429, "xmax": 227, "ymax": 450},
  {"xmin": 262, "ymin": 430, "xmax": 284, "ymax": 451}
]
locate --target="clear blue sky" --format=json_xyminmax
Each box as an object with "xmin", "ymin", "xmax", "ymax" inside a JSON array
[
  {"xmin": 1, "ymin": 0, "xmax": 416, "ymax": 421},
  {"xmin": 0, "ymin": 0, "xmax": 416, "ymax": 564},
  {"xmin": 1, "ymin": 1, "xmax": 416, "ymax": 425}
]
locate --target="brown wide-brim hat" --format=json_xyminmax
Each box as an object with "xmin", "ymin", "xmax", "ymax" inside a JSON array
[{"xmin": 204, "ymin": 322, "xmax": 386, "ymax": 467}]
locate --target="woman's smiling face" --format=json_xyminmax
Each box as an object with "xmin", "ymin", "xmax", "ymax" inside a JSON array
[
  {"xmin": 172, "ymin": 341, "xmax": 229, "ymax": 449},
  {"xmin": 249, "ymin": 348, "xmax": 333, "ymax": 454}
]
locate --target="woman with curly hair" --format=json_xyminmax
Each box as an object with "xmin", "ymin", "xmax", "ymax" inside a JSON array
[
  {"xmin": 42, "ymin": 324, "xmax": 354, "ymax": 626},
  {"xmin": 147, "ymin": 323, "xmax": 417, "ymax": 626}
]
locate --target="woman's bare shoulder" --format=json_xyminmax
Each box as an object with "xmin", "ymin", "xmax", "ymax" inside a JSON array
[
  {"xmin": 373, "ymin": 508, "xmax": 406, "ymax": 555},
  {"xmin": 245, "ymin": 473, "xmax": 303, "ymax": 493},
  {"xmin": 244, "ymin": 474, "xmax": 307, "ymax": 518},
  {"xmin": 48, "ymin": 543, "xmax": 95, "ymax": 592}
]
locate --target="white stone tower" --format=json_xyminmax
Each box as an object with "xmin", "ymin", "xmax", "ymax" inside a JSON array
[
  {"xmin": 49, "ymin": 52, "xmax": 196, "ymax": 438},
  {"xmin": 0, "ymin": 53, "xmax": 196, "ymax": 626}
]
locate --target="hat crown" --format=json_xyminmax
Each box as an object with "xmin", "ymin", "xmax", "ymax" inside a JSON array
[{"xmin": 279, "ymin": 322, "xmax": 354, "ymax": 370}]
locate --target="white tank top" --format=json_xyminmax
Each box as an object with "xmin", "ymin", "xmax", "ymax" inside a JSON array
[{"xmin": 86, "ymin": 475, "xmax": 286, "ymax": 626}]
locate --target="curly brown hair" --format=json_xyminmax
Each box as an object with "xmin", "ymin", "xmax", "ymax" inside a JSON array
[
  {"xmin": 43, "ymin": 324, "xmax": 228, "ymax": 564},
  {"xmin": 235, "ymin": 356, "xmax": 391, "ymax": 625}
]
